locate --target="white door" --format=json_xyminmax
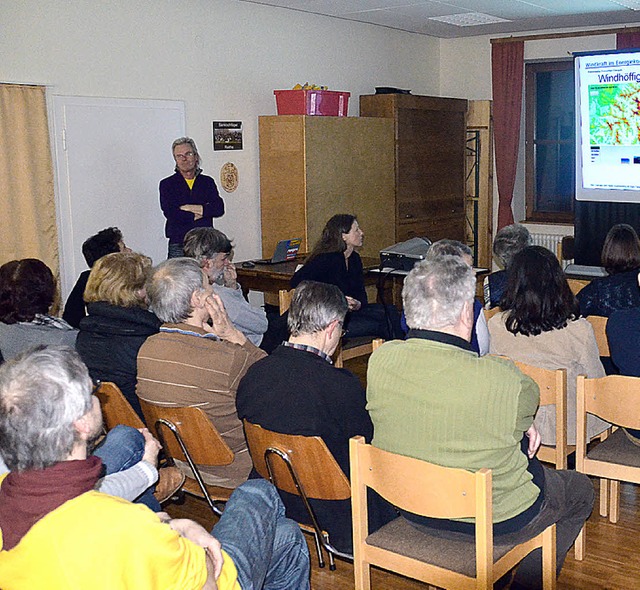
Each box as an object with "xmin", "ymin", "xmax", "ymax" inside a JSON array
[{"xmin": 51, "ymin": 95, "xmax": 185, "ymax": 298}]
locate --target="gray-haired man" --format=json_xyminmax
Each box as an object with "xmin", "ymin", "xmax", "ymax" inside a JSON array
[
  {"xmin": 0, "ymin": 346, "xmax": 309, "ymax": 589},
  {"xmin": 183, "ymin": 227, "xmax": 267, "ymax": 346},
  {"xmin": 367, "ymin": 256, "xmax": 594, "ymax": 590},
  {"xmin": 137, "ymin": 258, "xmax": 266, "ymax": 489}
]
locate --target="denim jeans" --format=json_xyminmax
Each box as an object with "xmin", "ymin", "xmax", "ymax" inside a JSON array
[
  {"xmin": 92, "ymin": 425, "xmax": 161, "ymax": 512},
  {"xmin": 213, "ymin": 480, "xmax": 310, "ymax": 590}
]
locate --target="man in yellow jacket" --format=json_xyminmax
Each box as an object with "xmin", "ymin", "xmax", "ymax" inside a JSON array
[{"xmin": 0, "ymin": 346, "xmax": 309, "ymax": 590}]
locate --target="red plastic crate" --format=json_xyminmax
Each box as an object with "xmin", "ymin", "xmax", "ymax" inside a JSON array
[{"xmin": 274, "ymin": 89, "xmax": 350, "ymax": 116}]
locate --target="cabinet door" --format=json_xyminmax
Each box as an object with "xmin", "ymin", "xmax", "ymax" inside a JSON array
[{"xmin": 396, "ymin": 107, "xmax": 466, "ymax": 239}]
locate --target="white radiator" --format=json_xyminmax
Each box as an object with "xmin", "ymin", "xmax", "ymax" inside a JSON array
[
  {"xmin": 526, "ymin": 228, "xmax": 574, "ymax": 268},
  {"xmin": 530, "ymin": 232, "xmax": 563, "ymax": 254}
]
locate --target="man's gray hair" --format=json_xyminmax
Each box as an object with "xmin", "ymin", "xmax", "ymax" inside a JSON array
[
  {"xmin": 493, "ymin": 224, "xmax": 531, "ymax": 268},
  {"xmin": 147, "ymin": 258, "xmax": 206, "ymax": 323},
  {"xmin": 425, "ymin": 239, "xmax": 472, "ymax": 261},
  {"xmin": 172, "ymin": 136, "xmax": 202, "ymax": 173},
  {"xmin": 287, "ymin": 281, "xmax": 348, "ymax": 337},
  {"xmin": 183, "ymin": 227, "xmax": 233, "ymax": 265},
  {"xmin": 403, "ymin": 256, "xmax": 476, "ymax": 330},
  {"xmin": 0, "ymin": 346, "xmax": 93, "ymax": 472}
]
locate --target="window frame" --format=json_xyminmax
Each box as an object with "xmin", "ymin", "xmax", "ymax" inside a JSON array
[{"xmin": 524, "ymin": 59, "xmax": 575, "ymax": 224}]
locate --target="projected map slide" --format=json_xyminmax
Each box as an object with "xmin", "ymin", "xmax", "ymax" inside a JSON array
[{"xmin": 578, "ymin": 52, "xmax": 640, "ymax": 194}]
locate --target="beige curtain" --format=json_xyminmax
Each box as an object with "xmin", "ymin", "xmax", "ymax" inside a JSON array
[{"xmin": 0, "ymin": 84, "xmax": 58, "ymax": 275}]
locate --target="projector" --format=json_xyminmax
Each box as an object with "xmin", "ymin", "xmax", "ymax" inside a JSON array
[{"xmin": 380, "ymin": 237, "xmax": 432, "ymax": 272}]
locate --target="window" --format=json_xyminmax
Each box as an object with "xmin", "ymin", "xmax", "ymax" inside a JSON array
[{"xmin": 525, "ymin": 60, "xmax": 575, "ymax": 223}]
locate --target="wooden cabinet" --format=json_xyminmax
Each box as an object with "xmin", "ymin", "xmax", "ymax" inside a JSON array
[
  {"xmin": 359, "ymin": 94, "xmax": 468, "ymax": 244},
  {"xmin": 258, "ymin": 115, "xmax": 396, "ymax": 260}
]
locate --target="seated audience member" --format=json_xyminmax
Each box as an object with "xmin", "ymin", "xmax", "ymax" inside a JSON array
[
  {"xmin": 0, "ymin": 259, "xmax": 77, "ymax": 359},
  {"xmin": 0, "ymin": 346, "xmax": 309, "ymax": 589},
  {"xmin": 484, "ymin": 223, "xmax": 531, "ymax": 309},
  {"xmin": 367, "ymin": 256, "xmax": 594, "ymax": 589},
  {"xmin": 401, "ymin": 239, "xmax": 489, "ymax": 355},
  {"xmin": 237, "ymin": 280, "xmax": 396, "ymax": 553},
  {"xmin": 63, "ymin": 226, "xmax": 130, "ymax": 328},
  {"xmin": 291, "ymin": 214, "xmax": 402, "ymax": 340},
  {"xmin": 183, "ymin": 227, "xmax": 268, "ymax": 346},
  {"xmin": 577, "ymin": 223, "xmax": 640, "ymax": 317},
  {"xmin": 488, "ymin": 246, "xmax": 610, "ymax": 447},
  {"xmin": 137, "ymin": 258, "xmax": 266, "ymax": 489},
  {"xmin": 0, "ymin": 414, "xmax": 165, "ymax": 512},
  {"xmin": 605, "ymin": 303, "xmax": 640, "ymax": 444},
  {"xmin": 75, "ymin": 252, "xmax": 161, "ymax": 420}
]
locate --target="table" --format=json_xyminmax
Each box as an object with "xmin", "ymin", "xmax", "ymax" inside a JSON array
[{"xmin": 235, "ymin": 256, "xmax": 383, "ymax": 300}]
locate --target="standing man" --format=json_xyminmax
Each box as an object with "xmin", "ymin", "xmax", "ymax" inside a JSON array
[
  {"xmin": 160, "ymin": 137, "xmax": 225, "ymax": 259},
  {"xmin": 367, "ymin": 256, "xmax": 594, "ymax": 590}
]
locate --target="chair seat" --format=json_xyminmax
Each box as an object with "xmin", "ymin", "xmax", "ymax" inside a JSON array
[
  {"xmin": 343, "ymin": 336, "xmax": 376, "ymax": 350},
  {"xmin": 587, "ymin": 428, "xmax": 640, "ymax": 468},
  {"xmin": 366, "ymin": 516, "xmax": 521, "ymax": 578},
  {"xmin": 182, "ymin": 476, "xmax": 234, "ymax": 503}
]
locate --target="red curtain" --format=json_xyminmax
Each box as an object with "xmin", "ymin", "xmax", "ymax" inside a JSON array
[
  {"xmin": 491, "ymin": 41, "xmax": 524, "ymax": 230},
  {"xmin": 617, "ymin": 31, "xmax": 640, "ymax": 49}
]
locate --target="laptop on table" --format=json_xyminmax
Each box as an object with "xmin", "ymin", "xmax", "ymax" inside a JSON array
[{"xmin": 255, "ymin": 238, "xmax": 302, "ymax": 265}]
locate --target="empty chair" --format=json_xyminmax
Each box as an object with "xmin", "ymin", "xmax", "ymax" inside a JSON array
[{"xmin": 575, "ymin": 374, "xmax": 640, "ymax": 559}]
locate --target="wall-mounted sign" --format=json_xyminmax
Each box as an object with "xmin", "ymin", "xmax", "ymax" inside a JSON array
[
  {"xmin": 220, "ymin": 162, "xmax": 239, "ymax": 193},
  {"xmin": 213, "ymin": 121, "xmax": 243, "ymax": 151}
]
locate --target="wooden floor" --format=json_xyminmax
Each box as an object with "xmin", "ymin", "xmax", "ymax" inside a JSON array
[
  {"xmin": 166, "ymin": 479, "xmax": 640, "ymax": 589},
  {"xmin": 165, "ymin": 356, "xmax": 640, "ymax": 589}
]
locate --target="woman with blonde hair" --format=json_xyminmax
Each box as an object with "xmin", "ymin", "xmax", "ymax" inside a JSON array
[{"xmin": 76, "ymin": 252, "xmax": 161, "ymax": 419}]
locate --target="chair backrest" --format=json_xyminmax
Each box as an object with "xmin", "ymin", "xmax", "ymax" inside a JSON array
[
  {"xmin": 577, "ymin": 374, "xmax": 640, "ymax": 431},
  {"xmin": 567, "ymin": 278, "xmax": 589, "ymax": 296},
  {"xmin": 349, "ymin": 436, "xmax": 491, "ymax": 557},
  {"xmin": 279, "ymin": 289, "xmax": 294, "ymax": 315},
  {"xmin": 95, "ymin": 382, "xmax": 145, "ymax": 431},
  {"xmin": 243, "ymin": 420, "xmax": 351, "ymax": 500},
  {"xmin": 513, "ymin": 361, "xmax": 568, "ymax": 469},
  {"xmin": 483, "ymin": 306, "xmax": 502, "ymax": 322},
  {"xmin": 138, "ymin": 398, "xmax": 234, "ymax": 467},
  {"xmin": 586, "ymin": 315, "xmax": 610, "ymax": 357}
]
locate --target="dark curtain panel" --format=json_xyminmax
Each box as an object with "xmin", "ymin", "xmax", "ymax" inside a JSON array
[
  {"xmin": 491, "ymin": 41, "xmax": 524, "ymax": 230},
  {"xmin": 616, "ymin": 31, "xmax": 640, "ymax": 50}
]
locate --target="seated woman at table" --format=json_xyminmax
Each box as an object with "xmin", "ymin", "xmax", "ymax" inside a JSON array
[
  {"xmin": 291, "ymin": 214, "xmax": 402, "ymax": 340},
  {"xmin": 488, "ymin": 245, "xmax": 609, "ymax": 447},
  {"xmin": 577, "ymin": 223, "xmax": 640, "ymax": 317}
]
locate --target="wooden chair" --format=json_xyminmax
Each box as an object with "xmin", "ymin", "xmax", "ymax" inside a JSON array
[
  {"xmin": 138, "ymin": 398, "xmax": 234, "ymax": 517},
  {"xmin": 566, "ymin": 278, "xmax": 589, "ymax": 296},
  {"xmin": 243, "ymin": 420, "xmax": 352, "ymax": 570},
  {"xmin": 350, "ymin": 436, "xmax": 556, "ymax": 590},
  {"xmin": 512, "ymin": 362, "xmax": 569, "ymax": 470},
  {"xmin": 574, "ymin": 374, "xmax": 640, "ymax": 559},
  {"xmin": 482, "ymin": 306, "xmax": 502, "ymax": 322},
  {"xmin": 334, "ymin": 337, "xmax": 384, "ymax": 368},
  {"xmin": 94, "ymin": 381, "xmax": 145, "ymax": 431},
  {"xmin": 278, "ymin": 288, "xmax": 294, "ymax": 314},
  {"xmin": 586, "ymin": 315, "xmax": 610, "ymax": 357},
  {"xmin": 278, "ymin": 288, "xmax": 384, "ymax": 367}
]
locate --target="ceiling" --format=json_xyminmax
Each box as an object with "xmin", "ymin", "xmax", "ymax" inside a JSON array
[{"xmin": 237, "ymin": 0, "xmax": 640, "ymax": 38}]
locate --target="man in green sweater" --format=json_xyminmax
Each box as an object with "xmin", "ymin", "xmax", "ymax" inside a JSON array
[{"xmin": 367, "ymin": 255, "xmax": 593, "ymax": 590}]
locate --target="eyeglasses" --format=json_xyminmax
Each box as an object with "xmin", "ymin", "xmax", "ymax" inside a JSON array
[
  {"xmin": 338, "ymin": 322, "xmax": 347, "ymax": 337},
  {"xmin": 175, "ymin": 151, "xmax": 195, "ymax": 160}
]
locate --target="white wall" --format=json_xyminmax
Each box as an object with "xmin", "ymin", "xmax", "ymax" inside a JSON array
[
  {"xmin": 2, "ymin": 0, "xmax": 439, "ymax": 263},
  {"xmin": 439, "ymin": 28, "xmax": 633, "ymax": 229}
]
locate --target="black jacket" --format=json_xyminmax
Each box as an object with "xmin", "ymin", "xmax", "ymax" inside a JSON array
[{"xmin": 76, "ymin": 302, "xmax": 161, "ymax": 419}]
